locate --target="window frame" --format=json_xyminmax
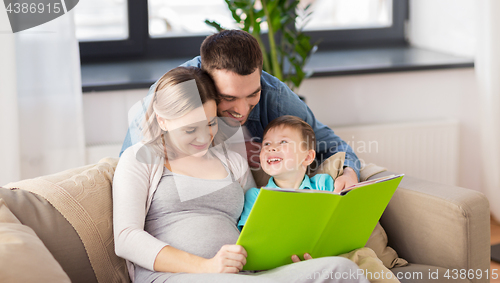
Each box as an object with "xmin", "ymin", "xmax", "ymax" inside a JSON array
[
  {"xmin": 79, "ymin": 0, "xmax": 408, "ymax": 62},
  {"xmin": 79, "ymin": 1, "xmax": 147, "ymax": 61}
]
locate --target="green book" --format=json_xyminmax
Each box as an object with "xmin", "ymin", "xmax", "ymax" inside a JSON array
[{"xmin": 236, "ymin": 174, "xmax": 404, "ymax": 270}]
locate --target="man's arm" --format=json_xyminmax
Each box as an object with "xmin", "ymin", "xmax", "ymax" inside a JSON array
[
  {"xmin": 113, "ymin": 146, "xmax": 170, "ymax": 270},
  {"xmin": 119, "ymin": 85, "xmax": 155, "ymax": 156}
]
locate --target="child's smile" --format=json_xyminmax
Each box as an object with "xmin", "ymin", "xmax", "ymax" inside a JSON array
[{"xmin": 266, "ymin": 157, "xmax": 283, "ymax": 165}]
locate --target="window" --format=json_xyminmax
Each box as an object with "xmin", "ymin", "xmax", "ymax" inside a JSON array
[
  {"xmin": 148, "ymin": 0, "xmax": 238, "ymax": 37},
  {"xmin": 74, "ymin": 0, "xmax": 128, "ymax": 41},
  {"xmin": 78, "ymin": 0, "xmax": 407, "ymax": 61},
  {"xmin": 300, "ymin": 0, "xmax": 393, "ymax": 31}
]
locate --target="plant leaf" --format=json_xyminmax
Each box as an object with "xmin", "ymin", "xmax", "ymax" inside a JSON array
[{"xmin": 204, "ymin": 20, "xmax": 226, "ymax": 32}]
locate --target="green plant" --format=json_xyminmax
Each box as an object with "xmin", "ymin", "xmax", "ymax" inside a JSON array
[{"xmin": 206, "ymin": 0, "xmax": 318, "ymax": 92}]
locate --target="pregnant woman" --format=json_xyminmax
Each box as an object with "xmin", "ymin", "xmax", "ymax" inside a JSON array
[{"xmin": 113, "ymin": 66, "xmax": 368, "ymax": 283}]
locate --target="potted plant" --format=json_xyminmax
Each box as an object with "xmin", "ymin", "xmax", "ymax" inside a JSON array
[{"xmin": 206, "ymin": 0, "xmax": 318, "ymax": 92}]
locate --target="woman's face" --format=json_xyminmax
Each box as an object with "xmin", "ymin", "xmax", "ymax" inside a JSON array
[{"xmin": 158, "ymin": 100, "xmax": 218, "ymax": 158}]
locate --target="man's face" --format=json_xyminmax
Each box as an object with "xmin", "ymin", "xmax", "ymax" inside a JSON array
[{"xmin": 210, "ymin": 69, "xmax": 261, "ymax": 125}]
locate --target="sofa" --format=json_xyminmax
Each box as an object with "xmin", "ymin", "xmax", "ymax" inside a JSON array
[
  {"xmin": 0, "ymin": 157, "xmax": 490, "ymax": 283},
  {"xmin": 371, "ymin": 171, "xmax": 490, "ymax": 283}
]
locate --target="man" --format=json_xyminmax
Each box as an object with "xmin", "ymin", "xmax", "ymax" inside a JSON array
[{"xmin": 120, "ymin": 30, "xmax": 360, "ymax": 190}]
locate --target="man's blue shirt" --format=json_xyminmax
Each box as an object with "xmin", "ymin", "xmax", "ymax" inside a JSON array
[
  {"xmin": 237, "ymin": 174, "xmax": 335, "ymax": 230},
  {"xmin": 119, "ymin": 56, "xmax": 361, "ymax": 179}
]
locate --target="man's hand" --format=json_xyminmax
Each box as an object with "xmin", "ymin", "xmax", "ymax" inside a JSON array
[
  {"xmin": 245, "ymin": 141, "xmax": 262, "ymax": 168},
  {"xmin": 202, "ymin": 245, "xmax": 247, "ymax": 273},
  {"xmin": 291, "ymin": 253, "xmax": 313, "ymax": 263},
  {"xmin": 333, "ymin": 167, "xmax": 358, "ymax": 193}
]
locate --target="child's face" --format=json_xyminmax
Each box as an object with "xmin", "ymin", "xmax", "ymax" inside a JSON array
[{"xmin": 260, "ymin": 126, "xmax": 314, "ymax": 178}]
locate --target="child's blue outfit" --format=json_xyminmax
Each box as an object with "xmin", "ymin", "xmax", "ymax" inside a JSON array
[{"xmin": 237, "ymin": 174, "xmax": 335, "ymax": 230}]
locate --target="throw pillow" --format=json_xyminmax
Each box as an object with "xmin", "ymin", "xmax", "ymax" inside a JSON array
[
  {"xmin": 0, "ymin": 199, "xmax": 71, "ymax": 283},
  {"xmin": 4, "ymin": 157, "xmax": 129, "ymax": 283},
  {"xmin": 0, "ymin": 187, "xmax": 97, "ymax": 283}
]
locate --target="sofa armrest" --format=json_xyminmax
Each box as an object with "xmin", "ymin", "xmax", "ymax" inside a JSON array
[{"xmin": 369, "ymin": 172, "xmax": 490, "ymax": 280}]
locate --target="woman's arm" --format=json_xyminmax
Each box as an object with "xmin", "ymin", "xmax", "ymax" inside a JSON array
[
  {"xmin": 154, "ymin": 245, "xmax": 247, "ymax": 273},
  {"xmin": 113, "ymin": 146, "xmax": 169, "ymax": 271}
]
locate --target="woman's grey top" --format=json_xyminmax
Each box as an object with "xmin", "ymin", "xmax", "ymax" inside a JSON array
[{"xmin": 134, "ymin": 155, "xmax": 245, "ymax": 281}]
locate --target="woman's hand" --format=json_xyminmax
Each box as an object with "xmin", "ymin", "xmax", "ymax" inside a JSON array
[
  {"xmin": 291, "ymin": 253, "xmax": 313, "ymax": 263},
  {"xmin": 202, "ymin": 245, "xmax": 247, "ymax": 273}
]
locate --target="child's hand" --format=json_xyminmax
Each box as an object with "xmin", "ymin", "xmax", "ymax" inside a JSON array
[{"xmin": 291, "ymin": 253, "xmax": 313, "ymax": 263}]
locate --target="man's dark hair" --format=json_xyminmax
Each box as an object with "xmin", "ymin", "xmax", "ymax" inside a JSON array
[
  {"xmin": 263, "ymin": 115, "xmax": 316, "ymax": 151},
  {"xmin": 200, "ymin": 30, "xmax": 263, "ymax": 76}
]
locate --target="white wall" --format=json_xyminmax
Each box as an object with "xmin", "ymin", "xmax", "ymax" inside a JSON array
[
  {"xmin": 408, "ymin": 0, "xmax": 477, "ymax": 58},
  {"xmin": 298, "ymin": 69, "xmax": 481, "ymax": 192},
  {"xmin": 475, "ymin": 0, "xmax": 500, "ymax": 220},
  {"xmin": 83, "ymin": 89, "xmax": 146, "ymax": 163},
  {"xmin": 83, "ymin": 89, "xmax": 146, "ymax": 146}
]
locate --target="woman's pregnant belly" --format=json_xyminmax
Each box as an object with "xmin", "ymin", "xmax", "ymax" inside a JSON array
[{"xmin": 145, "ymin": 212, "xmax": 240, "ymax": 259}]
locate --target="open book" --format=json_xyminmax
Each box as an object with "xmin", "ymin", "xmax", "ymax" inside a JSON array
[{"xmin": 236, "ymin": 174, "xmax": 404, "ymax": 270}]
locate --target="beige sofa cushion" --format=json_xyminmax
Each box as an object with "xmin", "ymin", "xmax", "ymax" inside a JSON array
[
  {"xmin": 5, "ymin": 158, "xmax": 129, "ymax": 283},
  {"xmin": 0, "ymin": 187, "xmax": 97, "ymax": 283},
  {"xmin": 0, "ymin": 199, "xmax": 71, "ymax": 283},
  {"xmin": 375, "ymin": 172, "xmax": 490, "ymax": 275}
]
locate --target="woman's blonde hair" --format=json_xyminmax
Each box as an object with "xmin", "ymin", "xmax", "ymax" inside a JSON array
[{"xmin": 141, "ymin": 66, "xmax": 219, "ymax": 158}]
